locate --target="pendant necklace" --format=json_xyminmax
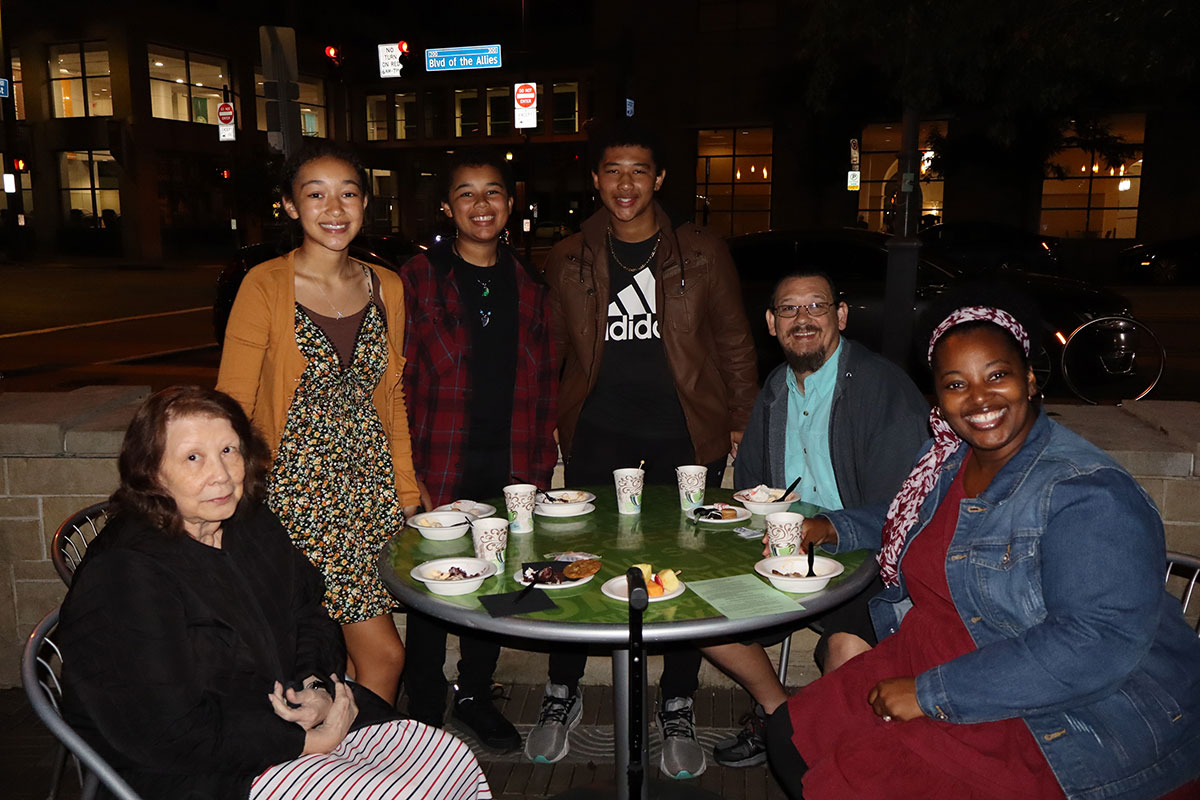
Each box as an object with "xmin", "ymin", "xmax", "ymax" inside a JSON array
[
  {"xmin": 454, "ymin": 241, "xmax": 496, "ymax": 328},
  {"xmin": 311, "ymin": 262, "xmax": 368, "ymax": 319}
]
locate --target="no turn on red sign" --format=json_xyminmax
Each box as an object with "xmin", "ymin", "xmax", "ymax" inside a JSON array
[
  {"xmin": 217, "ymin": 102, "xmax": 235, "ymax": 125},
  {"xmin": 514, "ymin": 82, "xmax": 537, "ymax": 129}
]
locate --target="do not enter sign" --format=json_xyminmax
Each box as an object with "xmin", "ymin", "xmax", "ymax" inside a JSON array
[
  {"xmin": 514, "ymin": 83, "xmax": 537, "ymax": 109},
  {"xmin": 217, "ymin": 102, "xmax": 235, "ymax": 125}
]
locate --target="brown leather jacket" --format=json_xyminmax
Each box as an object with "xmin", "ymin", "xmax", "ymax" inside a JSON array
[{"xmin": 544, "ymin": 204, "xmax": 758, "ymax": 465}]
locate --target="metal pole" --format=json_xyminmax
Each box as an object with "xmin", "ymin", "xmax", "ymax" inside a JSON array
[
  {"xmin": 0, "ymin": 0, "xmax": 27, "ymax": 256},
  {"xmin": 882, "ymin": 106, "xmax": 922, "ymax": 366}
]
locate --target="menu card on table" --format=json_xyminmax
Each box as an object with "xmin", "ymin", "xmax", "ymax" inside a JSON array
[{"xmin": 686, "ymin": 574, "xmax": 804, "ymax": 619}]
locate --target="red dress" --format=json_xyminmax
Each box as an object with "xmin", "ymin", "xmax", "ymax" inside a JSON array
[{"xmin": 788, "ymin": 460, "xmax": 1065, "ymax": 799}]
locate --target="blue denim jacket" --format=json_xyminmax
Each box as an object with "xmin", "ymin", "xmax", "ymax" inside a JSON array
[{"xmin": 826, "ymin": 412, "xmax": 1200, "ymax": 799}]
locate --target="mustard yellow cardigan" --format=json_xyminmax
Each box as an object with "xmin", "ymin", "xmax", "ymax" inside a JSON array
[{"xmin": 216, "ymin": 251, "xmax": 420, "ymax": 507}]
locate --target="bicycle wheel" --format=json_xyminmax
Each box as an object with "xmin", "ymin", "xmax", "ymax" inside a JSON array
[{"xmin": 1060, "ymin": 316, "xmax": 1164, "ymax": 405}]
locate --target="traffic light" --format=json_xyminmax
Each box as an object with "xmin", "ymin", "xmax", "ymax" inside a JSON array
[
  {"xmin": 12, "ymin": 157, "xmax": 26, "ymax": 172},
  {"xmin": 324, "ymin": 45, "xmax": 341, "ymax": 66}
]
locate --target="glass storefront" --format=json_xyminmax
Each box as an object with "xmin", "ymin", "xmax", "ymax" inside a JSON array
[
  {"xmin": 857, "ymin": 121, "xmax": 946, "ymax": 232},
  {"xmin": 148, "ymin": 46, "xmax": 231, "ymax": 124},
  {"xmin": 1041, "ymin": 114, "xmax": 1144, "ymax": 239},
  {"xmin": 696, "ymin": 127, "xmax": 772, "ymax": 236},
  {"xmin": 49, "ymin": 43, "xmax": 111, "ymax": 118},
  {"xmin": 59, "ymin": 150, "xmax": 119, "ymax": 224}
]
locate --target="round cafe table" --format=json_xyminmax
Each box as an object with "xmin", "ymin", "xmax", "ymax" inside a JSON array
[{"xmin": 379, "ymin": 485, "xmax": 878, "ymax": 800}]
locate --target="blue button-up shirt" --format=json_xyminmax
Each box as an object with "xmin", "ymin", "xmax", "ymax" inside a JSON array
[{"xmin": 783, "ymin": 340, "xmax": 843, "ymax": 511}]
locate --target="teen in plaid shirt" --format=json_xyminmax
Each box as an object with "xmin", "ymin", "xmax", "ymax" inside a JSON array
[{"xmin": 399, "ymin": 151, "xmax": 557, "ymax": 752}]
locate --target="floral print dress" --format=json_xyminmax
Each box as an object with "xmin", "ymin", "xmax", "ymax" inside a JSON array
[{"xmin": 268, "ymin": 287, "xmax": 403, "ymax": 624}]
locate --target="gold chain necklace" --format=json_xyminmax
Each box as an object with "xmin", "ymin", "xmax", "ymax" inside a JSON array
[{"xmin": 607, "ymin": 227, "xmax": 661, "ymax": 273}]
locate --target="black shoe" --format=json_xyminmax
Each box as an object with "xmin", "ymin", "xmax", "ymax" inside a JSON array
[
  {"xmin": 712, "ymin": 704, "xmax": 768, "ymax": 767},
  {"xmin": 452, "ymin": 686, "xmax": 521, "ymax": 752}
]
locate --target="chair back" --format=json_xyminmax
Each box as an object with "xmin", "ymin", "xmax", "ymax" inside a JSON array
[
  {"xmin": 22, "ymin": 608, "xmax": 145, "ymax": 800},
  {"xmin": 52, "ymin": 502, "xmax": 110, "ymax": 585},
  {"xmin": 1165, "ymin": 551, "xmax": 1200, "ymax": 637}
]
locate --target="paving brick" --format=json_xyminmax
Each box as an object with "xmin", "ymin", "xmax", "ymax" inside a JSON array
[
  {"xmin": 7, "ymin": 457, "xmax": 118, "ymax": 497},
  {"xmin": 0, "ymin": 497, "xmax": 39, "ymax": 519},
  {"xmin": 1163, "ymin": 480, "xmax": 1200, "ymax": 524},
  {"xmin": 0, "ymin": 519, "xmax": 43, "ymax": 562}
]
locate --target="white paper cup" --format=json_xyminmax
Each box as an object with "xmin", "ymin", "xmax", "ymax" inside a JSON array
[
  {"xmin": 765, "ymin": 511, "xmax": 806, "ymax": 557},
  {"xmin": 471, "ymin": 517, "xmax": 509, "ymax": 568},
  {"xmin": 675, "ymin": 465, "xmax": 708, "ymax": 511},
  {"xmin": 613, "ymin": 468, "xmax": 645, "ymax": 515},
  {"xmin": 502, "ymin": 483, "xmax": 537, "ymax": 533}
]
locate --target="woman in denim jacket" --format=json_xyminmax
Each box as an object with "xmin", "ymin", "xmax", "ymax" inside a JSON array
[{"xmin": 767, "ymin": 300, "xmax": 1200, "ymax": 799}]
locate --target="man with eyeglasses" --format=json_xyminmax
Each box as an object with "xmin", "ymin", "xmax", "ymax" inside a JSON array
[{"xmin": 699, "ymin": 269, "xmax": 929, "ymax": 768}]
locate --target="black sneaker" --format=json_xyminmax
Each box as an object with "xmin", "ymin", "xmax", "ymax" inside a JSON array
[
  {"xmin": 452, "ymin": 686, "xmax": 521, "ymax": 752},
  {"xmin": 712, "ymin": 705, "xmax": 768, "ymax": 768}
]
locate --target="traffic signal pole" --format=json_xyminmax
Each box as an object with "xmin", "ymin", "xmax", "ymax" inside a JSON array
[{"xmin": 882, "ymin": 107, "xmax": 923, "ymax": 367}]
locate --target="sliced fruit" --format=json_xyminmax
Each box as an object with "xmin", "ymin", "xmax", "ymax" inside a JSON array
[
  {"xmin": 632, "ymin": 563, "xmax": 653, "ymax": 583},
  {"xmin": 646, "ymin": 581, "xmax": 665, "ymax": 597},
  {"xmin": 656, "ymin": 569, "xmax": 680, "ymax": 593}
]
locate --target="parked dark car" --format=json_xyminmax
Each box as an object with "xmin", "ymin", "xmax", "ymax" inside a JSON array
[
  {"xmin": 1119, "ymin": 234, "xmax": 1200, "ymax": 285},
  {"xmin": 212, "ymin": 233, "xmax": 424, "ymax": 345},
  {"xmin": 728, "ymin": 228, "xmax": 1134, "ymax": 392},
  {"xmin": 918, "ymin": 221, "xmax": 1062, "ymax": 275}
]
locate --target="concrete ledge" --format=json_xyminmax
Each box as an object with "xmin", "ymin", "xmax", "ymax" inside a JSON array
[
  {"xmin": 1121, "ymin": 400, "xmax": 1200, "ymax": 466},
  {"xmin": 1045, "ymin": 404, "xmax": 1194, "ymax": 477},
  {"xmin": 0, "ymin": 386, "xmax": 149, "ymax": 456}
]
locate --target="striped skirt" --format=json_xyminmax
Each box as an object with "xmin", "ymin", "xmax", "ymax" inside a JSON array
[{"xmin": 250, "ymin": 720, "xmax": 492, "ymax": 800}]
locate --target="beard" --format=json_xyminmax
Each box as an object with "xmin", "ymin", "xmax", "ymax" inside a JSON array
[{"xmin": 780, "ymin": 324, "xmax": 831, "ymax": 375}]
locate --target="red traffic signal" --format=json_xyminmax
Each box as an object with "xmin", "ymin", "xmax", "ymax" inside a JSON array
[
  {"xmin": 12, "ymin": 157, "xmax": 26, "ymax": 172},
  {"xmin": 398, "ymin": 40, "xmax": 410, "ymax": 55},
  {"xmin": 324, "ymin": 45, "xmax": 341, "ymax": 65}
]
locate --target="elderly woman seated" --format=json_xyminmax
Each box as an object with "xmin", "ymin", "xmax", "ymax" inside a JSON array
[{"xmin": 56, "ymin": 386, "xmax": 492, "ymax": 800}]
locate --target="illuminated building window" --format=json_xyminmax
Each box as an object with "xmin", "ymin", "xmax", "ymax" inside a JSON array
[
  {"xmin": 148, "ymin": 46, "xmax": 231, "ymax": 125},
  {"xmin": 367, "ymin": 168, "xmax": 400, "ymax": 231},
  {"xmin": 366, "ymin": 94, "xmax": 388, "ymax": 141},
  {"xmin": 455, "ymin": 88, "xmax": 481, "ymax": 137},
  {"xmin": 49, "ymin": 42, "xmax": 111, "ymax": 118},
  {"xmin": 696, "ymin": 128, "xmax": 772, "ymax": 237},
  {"xmin": 552, "ymin": 82, "xmax": 578, "ymax": 134},
  {"xmin": 60, "ymin": 150, "xmax": 120, "ymax": 227},
  {"xmin": 486, "ymin": 86, "xmax": 512, "ymax": 136},
  {"xmin": 856, "ymin": 121, "xmax": 946, "ymax": 233},
  {"xmin": 254, "ymin": 73, "xmax": 325, "ymax": 137},
  {"xmin": 11, "ymin": 52, "xmax": 24, "ymax": 120},
  {"xmin": 1040, "ymin": 114, "xmax": 1144, "ymax": 239},
  {"xmin": 395, "ymin": 92, "xmax": 417, "ymax": 140}
]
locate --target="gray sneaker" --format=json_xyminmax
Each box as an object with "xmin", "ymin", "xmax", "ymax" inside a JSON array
[
  {"xmin": 524, "ymin": 683, "xmax": 582, "ymax": 764},
  {"xmin": 658, "ymin": 696, "xmax": 706, "ymax": 779},
  {"xmin": 712, "ymin": 704, "xmax": 767, "ymax": 767}
]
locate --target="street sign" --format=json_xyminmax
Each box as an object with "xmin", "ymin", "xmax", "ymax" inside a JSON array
[
  {"xmin": 847, "ymin": 170, "xmax": 861, "ymax": 191},
  {"xmin": 217, "ymin": 102, "xmax": 235, "ymax": 125},
  {"xmin": 425, "ymin": 44, "xmax": 501, "ymax": 72},
  {"xmin": 0, "ymin": 79, "xmax": 9, "ymax": 99},
  {"xmin": 378, "ymin": 43, "xmax": 406, "ymax": 78},
  {"xmin": 219, "ymin": 123, "xmax": 236, "ymax": 142},
  {"xmin": 514, "ymin": 82, "xmax": 537, "ymax": 129},
  {"xmin": 625, "ymin": 98, "xmax": 635, "ymax": 117},
  {"xmin": 850, "ymin": 138, "xmax": 860, "ymax": 169}
]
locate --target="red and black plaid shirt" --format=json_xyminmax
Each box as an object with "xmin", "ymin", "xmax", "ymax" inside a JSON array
[{"xmin": 400, "ymin": 242, "xmax": 558, "ymax": 507}]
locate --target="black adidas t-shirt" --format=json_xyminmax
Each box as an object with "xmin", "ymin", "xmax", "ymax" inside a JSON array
[{"xmin": 578, "ymin": 232, "xmax": 690, "ymax": 440}]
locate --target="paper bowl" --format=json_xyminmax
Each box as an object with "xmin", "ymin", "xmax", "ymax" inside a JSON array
[
  {"xmin": 535, "ymin": 489, "xmax": 596, "ymax": 515},
  {"xmin": 734, "ymin": 489, "xmax": 799, "ymax": 516},
  {"xmin": 411, "ymin": 557, "xmax": 496, "ymax": 595},
  {"xmin": 408, "ymin": 511, "xmax": 472, "ymax": 541},
  {"xmin": 754, "ymin": 555, "xmax": 844, "ymax": 593}
]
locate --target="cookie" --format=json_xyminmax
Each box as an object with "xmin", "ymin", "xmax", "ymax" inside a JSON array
[
  {"xmin": 564, "ymin": 559, "xmax": 602, "ymax": 579},
  {"xmin": 720, "ymin": 508, "xmax": 738, "ymax": 519}
]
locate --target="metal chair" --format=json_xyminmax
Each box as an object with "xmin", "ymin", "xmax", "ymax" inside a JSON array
[
  {"xmin": 52, "ymin": 502, "xmax": 109, "ymax": 585},
  {"xmin": 23, "ymin": 607, "xmax": 144, "ymax": 800},
  {"xmin": 1165, "ymin": 550, "xmax": 1200, "ymax": 637}
]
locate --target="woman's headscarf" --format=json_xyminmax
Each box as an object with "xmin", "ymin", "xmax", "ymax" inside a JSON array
[{"xmin": 876, "ymin": 306, "xmax": 1030, "ymax": 586}]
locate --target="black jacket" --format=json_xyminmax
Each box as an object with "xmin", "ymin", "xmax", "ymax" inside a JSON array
[
  {"xmin": 57, "ymin": 504, "xmax": 393, "ymax": 800},
  {"xmin": 734, "ymin": 338, "xmax": 930, "ymax": 508}
]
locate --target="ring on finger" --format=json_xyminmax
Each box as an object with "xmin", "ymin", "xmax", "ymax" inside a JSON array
[{"xmin": 882, "ymin": 714, "xmax": 893, "ymax": 722}]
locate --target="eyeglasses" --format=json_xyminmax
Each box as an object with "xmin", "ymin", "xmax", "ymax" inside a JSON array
[{"xmin": 772, "ymin": 302, "xmax": 834, "ymax": 318}]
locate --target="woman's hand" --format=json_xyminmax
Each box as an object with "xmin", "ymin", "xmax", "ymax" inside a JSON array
[
  {"xmin": 763, "ymin": 515, "xmax": 839, "ymax": 558},
  {"xmin": 867, "ymin": 677, "xmax": 925, "ymax": 722},
  {"xmin": 301, "ymin": 675, "xmax": 359, "ymax": 755},
  {"xmin": 267, "ymin": 677, "xmax": 333, "ymax": 731}
]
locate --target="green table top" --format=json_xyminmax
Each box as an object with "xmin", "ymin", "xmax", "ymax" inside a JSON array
[{"xmin": 378, "ymin": 485, "xmax": 876, "ymax": 644}]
